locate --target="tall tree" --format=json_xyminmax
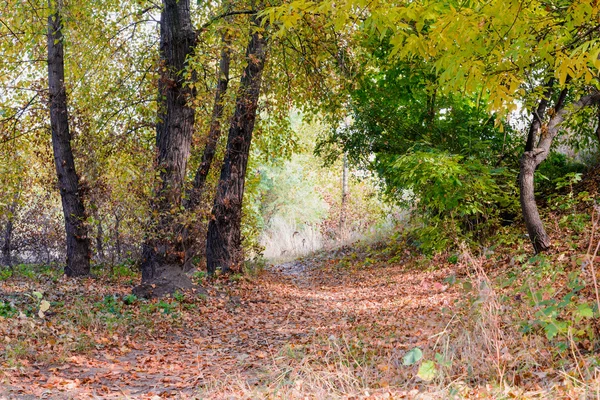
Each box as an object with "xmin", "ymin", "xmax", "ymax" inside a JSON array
[
  {"xmin": 206, "ymin": 17, "xmax": 268, "ymax": 273},
  {"xmin": 47, "ymin": 0, "xmax": 91, "ymax": 277},
  {"xmin": 182, "ymin": 33, "xmax": 231, "ymax": 270},
  {"xmin": 137, "ymin": 0, "xmax": 197, "ymax": 297}
]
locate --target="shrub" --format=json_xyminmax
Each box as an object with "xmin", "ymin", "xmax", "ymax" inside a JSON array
[{"xmin": 387, "ymin": 148, "xmax": 518, "ymax": 252}]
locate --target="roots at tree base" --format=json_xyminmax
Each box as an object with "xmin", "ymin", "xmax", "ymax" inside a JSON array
[{"xmin": 133, "ymin": 269, "xmax": 197, "ymax": 299}]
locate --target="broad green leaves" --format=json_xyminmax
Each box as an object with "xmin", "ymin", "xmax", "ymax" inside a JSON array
[
  {"xmin": 402, "ymin": 347, "xmax": 423, "ymax": 365},
  {"xmin": 403, "ymin": 348, "xmax": 442, "ymax": 381},
  {"xmin": 417, "ymin": 360, "xmax": 437, "ymax": 381}
]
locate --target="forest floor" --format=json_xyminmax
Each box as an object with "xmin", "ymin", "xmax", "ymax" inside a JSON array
[{"xmin": 1, "ymin": 233, "xmax": 600, "ymax": 398}]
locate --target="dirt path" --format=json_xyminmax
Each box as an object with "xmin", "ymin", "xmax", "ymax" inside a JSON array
[{"xmin": 1, "ymin": 253, "xmax": 459, "ymax": 399}]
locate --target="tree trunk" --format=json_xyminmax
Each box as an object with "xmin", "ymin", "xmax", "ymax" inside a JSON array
[
  {"xmin": 519, "ymin": 150, "xmax": 551, "ymax": 253},
  {"xmin": 47, "ymin": 1, "xmax": 91, "ymax": 277},
  {"xmin": 206, "ymin": 22, "xmax": 268, "ymax": 274},
  {"xmin": 182, "ymin": 35, "xmax": 231, "ymax": 271},
  {"xmin": 339, "ymin": 153, "xmax": 348, "ymax": 241},
  {"xmin": 136, "ymin": 0, "xmax": 196, "ymax": 297},
  {"xmin": 187, "ymin": 34, "xmax": 231, "ymax": 209},
  {"xmin": 519, "ymin": 90, "xmax": 600, "ymax": 253},
  {"xmin": 93, "ymin": 208, "xmax": 104, "ymax": 263},
  {"xmin": 2, "ymin": 219, "xmax": 13, "ymax": 268}
]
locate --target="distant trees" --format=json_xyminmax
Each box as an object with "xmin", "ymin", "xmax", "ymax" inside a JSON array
[{"xmin": 0, "ymin": 0, "xmax": 156, "ymax": 270}]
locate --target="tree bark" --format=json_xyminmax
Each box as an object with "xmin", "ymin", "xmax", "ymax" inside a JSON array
[
  {"xmin": 47, "ymin": 0, "xmax": 91, "ymax": 277},
  {"xmin": 181, "ymin": 35, "xmax": 232, "ymax": 271},
  {"xmin": 187, "ymin": 35, "xmax": 231, "ymax": 210},
  {"xmin": 206, "ymin": 21, "xmax": 268, "ymax": 274},
  {"xmin": 519, "ymin": 150, "xmax": 551, "ymax": 253},
  {"xmin": 2, "ymin": 219, "xmax": 14, "ymax": 268},
  {"xmin": 137, "ymin": 0, "xmax": 196, "ymax": 297},
  {"xmin": 519, "ymin": 90, "xmax": 600, "ymax": 253}
]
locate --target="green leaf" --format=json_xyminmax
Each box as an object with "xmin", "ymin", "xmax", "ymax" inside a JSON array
[
  {"xmin": 33, "ymin": 291, "xmax": 43, "ymax": 300},
  {"xmin": 403, "ymin": 347, "xmax": 423, "ymax": 365},
  {"xmin": 435, "ymin": 352, "xmax": 451, "ymax": 368},
  {"xmin": 417, "ymin": 360, "xmax": 437, "ymax": 381},
  {"xmin": 577, "ymin": 303, "xmax": 593, "ymax": 318}
]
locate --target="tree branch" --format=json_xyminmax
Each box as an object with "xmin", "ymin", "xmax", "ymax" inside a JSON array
[{"xmin": 200, "ymin": 9, "xmax": 256, "ymax": 31}]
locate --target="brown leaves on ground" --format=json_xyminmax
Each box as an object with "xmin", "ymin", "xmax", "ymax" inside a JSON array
[
  {"xmin": 1, "ymin": 236, "xmax": 600, "ymax": 398},
  {"xmin": 0, "ymin": 247, "xmax": 460, "ymax": 399}
]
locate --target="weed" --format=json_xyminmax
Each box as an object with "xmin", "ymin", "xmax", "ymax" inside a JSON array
[
  {"xmin": 192, "ymin": 270, "xmax": 208, "ymax": 284},
  {"xmin": 0, "ymin": 300, "xmax": 17, "ymax": 317},
  {"xmin": 173, "ymin": 291, "xmax": 184, "ymax": 302},
  {"xmin": 123, "ymin": 294, "xmax": 137, "ymax": 305},
  {"xmin": 4, "ymin": 341, "xmax": 28, "ymax": 367},
  {"xmin": 14, "ymin": 264, "xmax": 35, "ymax": 279},
  {"xmin": 0, "ymin": 268, "xmax": 12, "ymax": 281},
  {"xmin": 110, "ymin": 260, "xmax": 137, "ymax": 279},
  {"xmin": 243, "ymin": 257, "xmax": 268, "ymax": 276}
]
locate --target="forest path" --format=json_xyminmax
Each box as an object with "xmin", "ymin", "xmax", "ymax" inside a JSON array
[{"xmin": 1, "ymin": 249, "xmax": 459, "ymax": 399}]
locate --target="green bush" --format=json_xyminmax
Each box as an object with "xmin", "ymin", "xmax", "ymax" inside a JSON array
[
  {"xmin": 536, "ymin": 152, "xmax": 585, "ymax": 195},
  {"xmin": 388, "ymin": 149, "xmax": 518, "ymax": 252}
]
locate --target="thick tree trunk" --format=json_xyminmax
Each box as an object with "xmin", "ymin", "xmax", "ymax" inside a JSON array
[
  {"xmin": 206, "ymin": 22, "xmax": 268, "ymax": 274},
  {"xmin": 519, "ymin": 89, "xmax": 600, "ymax": 253},
  {"xmin": 47, "ymin": 1, "xmax": 91, "ymax": 277},
  {"xmin": 136, "ymin": 0, "xmax": 196, "ymax": 297}
]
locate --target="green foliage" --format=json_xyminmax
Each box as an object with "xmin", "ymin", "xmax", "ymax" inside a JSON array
[
  {"xmin": 516, "ymin": 257, "xmax": 596, "ymax": 344},
  {"xmin": 388, "ymin": 149, "xmax": 518, "ymax": 252},
  {"xmin": 417, "ymin": 360, "xmax": 437, "ymax": 381},
  {"xmin": 0, "ymin": 268, "xmax": 12, "ymax": 281},
  {"xmin": 122, "ymin": 294, "xmax": 137, "ymax": 305},
  {"xmin": 403, "ymin": 347, "xmax": 423, "ymax": 365},
  {"xmin": 192, "ymin": 270, "xmax": 208, "ymax": 284},
  {"xmin": 536, "ymin": 153, "xmax": 585, "ymax": 195},
  {"xmin": 110, "ymin": 259, "xmax": 138, "ymax": 279},
  {"xmin": 97, "ymin": 295, "xmax": 121, "ymax": 316},
  {"xmin": 14, "ymin": 264, "xmax": 36, "ymax": 279},
  {"xmin": 0, "ymin": 300, "xmax": 17, "ymax": 318}
]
